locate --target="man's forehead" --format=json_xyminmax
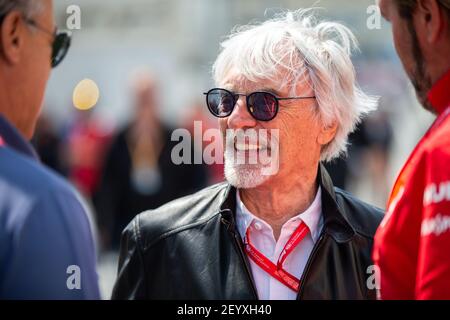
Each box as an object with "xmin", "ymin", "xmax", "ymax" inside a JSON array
[
  {"xmin": 220, "ymin": 70, "xmax": 289, "ymax": 94},
  {"xmin": 37, "ymin": 0, "xmax": 52, "ymax": 12},
  {"xmin": 220, "ymin": 71, "xmax": 314, "ymax": 98},
  {"xmin": 35, "ymin": 0, "xmax": 54, "ymax": 22}
]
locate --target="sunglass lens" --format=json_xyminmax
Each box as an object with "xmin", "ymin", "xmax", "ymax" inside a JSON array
[
  {"xmin": 248, "ymin": 92, "xmax": 278, "ymax": 121},
  {"xmin": 207, "ymin": 89, "xmax": 235, "ymax": 117},
  {"xmin": 52, "ymin": 32, "xmax": 71, "ymax": 68}
]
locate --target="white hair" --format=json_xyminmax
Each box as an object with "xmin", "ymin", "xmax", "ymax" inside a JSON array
[
  {"xmin": 0, "ymin": 0, "xmax": 42, "ymax": 20},
  {"xmin": 212, "ymin": 9, "xmax": 378, "ymax": 162}
]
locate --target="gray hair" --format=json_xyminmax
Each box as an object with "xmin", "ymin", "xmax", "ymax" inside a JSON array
[
  {"xmin": 213, "ymin": 9, "xmax": 378, "ymax": 162},
  {"xmin": 0, "ymin": 0, "xmax": 42, "ymax": 21}
]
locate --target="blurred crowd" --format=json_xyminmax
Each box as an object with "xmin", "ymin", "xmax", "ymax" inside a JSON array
[{"xmin": 33, "ymin": 71, "xmax": 223, "ymax": 252}]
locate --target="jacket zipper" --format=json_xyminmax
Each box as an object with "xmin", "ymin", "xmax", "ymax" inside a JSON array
[{"xmin": 296, "ymin": 232, "xmax": 327, "ymax": 299}]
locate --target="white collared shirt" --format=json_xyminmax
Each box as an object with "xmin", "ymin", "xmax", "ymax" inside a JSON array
[{"xmin": 236, "ymin": 187, "xmax": 323, "ymax": 300}]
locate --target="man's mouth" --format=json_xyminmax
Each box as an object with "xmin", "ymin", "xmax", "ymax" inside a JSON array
[{"xmin": 234, "ymin": 142, "xmax": 267, "ymax": 151}]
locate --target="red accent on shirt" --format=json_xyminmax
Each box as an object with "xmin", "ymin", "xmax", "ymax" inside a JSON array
[{"xmin": 428, "ymin": 70, "xmax": 450, "ymax": 115}]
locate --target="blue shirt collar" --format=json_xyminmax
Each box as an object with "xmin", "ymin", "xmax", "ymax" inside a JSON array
[{"xmin": 0, "ymin": 115, "xmax": 39, "ymax": 160}]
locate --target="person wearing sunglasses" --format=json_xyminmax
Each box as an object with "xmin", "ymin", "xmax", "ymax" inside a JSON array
[
  {"xmin": 0, "ymin": 0, "xmax": 99, "ymax": 299},
  {"xmin": 113, "ymin": 9, "xmax": 383, "ymax": 300}
]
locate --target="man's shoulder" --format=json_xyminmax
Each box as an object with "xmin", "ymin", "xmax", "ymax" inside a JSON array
[
  {"xmin": 128, "ymin": 182, "xmax": 230, "ymax": 249},
  {"xmin": 0, "ymin": 147, "xmax": 83, "ymax": 224},
  {"xmin": 0, "ymin": 148, "xmax": 99, "ymax": 299},
  {"xmin": 0, "ymin": 147, "xmax": 74, "ymax": 196},
  {"xmin": 334, "ymin": 187, "xmax": 384, "ymax": 239}
]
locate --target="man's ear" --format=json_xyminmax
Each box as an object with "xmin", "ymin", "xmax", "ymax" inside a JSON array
[
  {"xmin": 416, "ymin": 0, "xmax": 446, "ymax": 44},
  {"xmin": 317, "ymin": 121, "xmax": 338, "ymax": 146},
  {"xmin": 0, "ymin": 11, "xmax": 24, "ymax": 66}
]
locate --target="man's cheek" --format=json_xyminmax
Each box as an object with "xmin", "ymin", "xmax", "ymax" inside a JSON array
[
  {"xmin": 392, "ymin": 22, "xmax": 410, "ymax": 64},
  {"xmin": 218, "ymin": 119, "xmax": 228, "ymax": 149}
]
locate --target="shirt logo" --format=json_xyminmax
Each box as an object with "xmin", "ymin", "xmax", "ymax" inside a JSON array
[
  {"xmin": 421, "ymin": 214, "xmax": 450, "ymax": 237},
  {"xmin": 423, "ymin": 181, "xmax": 450, "ymax": 206}
]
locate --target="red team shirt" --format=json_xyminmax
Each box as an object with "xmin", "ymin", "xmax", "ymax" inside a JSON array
[{"xmin": 373, "ymin": 70, "xmax": 450, "ymax": 299}]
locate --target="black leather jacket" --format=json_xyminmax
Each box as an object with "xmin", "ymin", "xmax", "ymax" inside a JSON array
[{"xmin": 112, "ymin": 165, "xmax": 384, "ymax": 300}]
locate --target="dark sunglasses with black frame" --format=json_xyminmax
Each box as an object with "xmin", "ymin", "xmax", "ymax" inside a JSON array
[
  {"xmin": 0, "ymin": 13, "xmax": 71, "ymax": 68},
  {"xmin": 204, "ymin": 88, "xmax": 316, "ymax": 121}
]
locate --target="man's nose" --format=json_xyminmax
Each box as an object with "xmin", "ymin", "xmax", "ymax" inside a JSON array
[{"xmin": 227, "ymin": 96, "xmax": 257, "ymax": 130}]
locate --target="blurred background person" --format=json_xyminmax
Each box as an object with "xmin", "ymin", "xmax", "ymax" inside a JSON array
[
  {"xmin": 0, "ymin": 0, "xmax": 100, "ymax": 299},
  {"xmin": 182, "ymin": 101, "xmax": 225, "ymax": 185},
  {"xmin": 350, "ymin": 108, "xmax": 393, "ymax": 205},
  {"xmin": 63, "ymin": 108, "xmax": 112, "ymax": 197},
  {"xmin": 31, "ymin": 111, "xmax": 65, "ymax": 174},
  {"xmin": 93, "ymin": 70, "xmax": 208, "ymax": 250}
]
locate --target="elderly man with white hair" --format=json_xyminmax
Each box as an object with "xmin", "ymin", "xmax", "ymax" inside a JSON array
[{"xmin": 112, "ymin": 10, "xmax": 384, "ymax": 300}]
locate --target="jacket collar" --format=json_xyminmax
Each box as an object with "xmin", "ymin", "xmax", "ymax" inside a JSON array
[
  {"xmin": 317, "ymin": 163, "xmax": 355, "ymax": 242},
  {"xmin": 219, "ymin": 163, "xmax": 355, "ymax": 243},
  {"xmin": 428, "ymin": 68, "xmax": 450, "ymax": 115},
  {"xmin": 0, "ymin": 115, "xmax": 39, "ymax": 160}
]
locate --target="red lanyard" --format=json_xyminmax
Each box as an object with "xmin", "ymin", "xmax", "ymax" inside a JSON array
[
  {"xmin": 245, "ymin": 221, "xmax": 309, "ymax": 292},
  {"xmin": 0, "ymin": 135, "xmax": 4, "ymax": 146}
]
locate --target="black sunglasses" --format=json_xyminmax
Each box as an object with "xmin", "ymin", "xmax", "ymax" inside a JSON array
[
  {"xmin": 23, "ymin": 17, "xmax": 71, "ymax": 68},
  {"xmin": 204, "ymin": 88, "xmax": 316, "ymax": 121}
]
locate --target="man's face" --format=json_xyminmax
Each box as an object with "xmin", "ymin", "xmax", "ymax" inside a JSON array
[
  {"xmin": 218, "ymin": 69, "xmax": 324, "ymax": 189},
  {"xmin": 19, "ymin": 0, "xmax": 54, "ymax": 137},
  {"xmin": 378, "ymin": 0, "xmax": 433, "ymax": 109}
]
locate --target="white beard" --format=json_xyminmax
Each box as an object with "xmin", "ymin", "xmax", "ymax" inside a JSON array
[
  {"xmin": 224, "ymin": 158, "xmax": 270, "ymax": 189},
  {"xmin": 223, "ymin": 129, "xmax": 279, "ymax": 189}
]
